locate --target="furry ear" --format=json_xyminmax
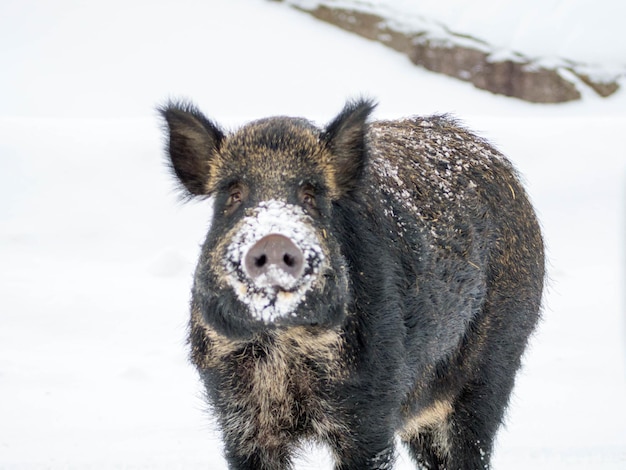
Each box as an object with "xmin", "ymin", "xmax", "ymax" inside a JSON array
[
  {"xmin": 159, "ymin": 101, "xmax": 225, "ymax": 197},
  {"xmin": 322, "ymin": 98, "xmax": 377, "ymax": 198}
]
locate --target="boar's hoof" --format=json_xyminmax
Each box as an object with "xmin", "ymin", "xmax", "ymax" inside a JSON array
[{"xmin": 244, "ymin": 234, "xmax": 304, "ymax": 290}]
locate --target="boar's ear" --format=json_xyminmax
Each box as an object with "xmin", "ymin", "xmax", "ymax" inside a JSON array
[
  {"xmin": 322, "ymin": 98, "xmax": 376, "ymax": 198},
  {"xmin": 159, "ymin": 101, "xmax": 225, "ymax": 197}
]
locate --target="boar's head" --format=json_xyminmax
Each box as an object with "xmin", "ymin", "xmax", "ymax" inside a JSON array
[{"xmin": 160, "ymin": 99, "xmax": 375, "ymax": 338}]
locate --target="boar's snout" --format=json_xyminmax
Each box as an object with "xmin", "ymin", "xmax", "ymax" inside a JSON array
[
  {"xmin": 222, "ymin": 200, "xmax": 327, "ymax": 322},
  {"xmin": 244, "ymin": 234, "xmax": 305, "ymax": 290}
]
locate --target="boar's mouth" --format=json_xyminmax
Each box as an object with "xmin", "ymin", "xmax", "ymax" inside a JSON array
[{"xmin": 222, "ymin": 200, "xmax": 326, "ymax": 324}]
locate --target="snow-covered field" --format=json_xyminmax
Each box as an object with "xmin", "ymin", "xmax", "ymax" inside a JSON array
[{"xmin": 1, "ymin": 0, "xmax": 625, "ymax": 468}]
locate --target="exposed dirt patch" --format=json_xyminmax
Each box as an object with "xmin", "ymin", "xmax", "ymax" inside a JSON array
[{"xmin": 279, "ymin": 1, "xmax": 621, "ymax": 103}]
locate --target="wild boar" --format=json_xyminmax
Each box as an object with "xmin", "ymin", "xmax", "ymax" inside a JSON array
[{"xmin": 160, "ymin": 99, "xmax": 544, "ymax": 469}]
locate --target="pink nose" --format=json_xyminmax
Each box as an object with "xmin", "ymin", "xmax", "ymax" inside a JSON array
[{"xmin": 244, "ymin": 234, "xmax": 305, "ymax": 289}]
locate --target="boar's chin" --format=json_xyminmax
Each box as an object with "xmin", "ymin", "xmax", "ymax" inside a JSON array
[
  {"xmin": 227, "ymin": 276, "xmax": 316, "ymax": 324},
  {"xmin": 193, "ymin": 272, "xmax": 347, "ymax": 339}
]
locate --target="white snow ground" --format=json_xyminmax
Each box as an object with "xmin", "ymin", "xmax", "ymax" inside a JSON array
[{"xmin": 0, "ymin": 0, "xmax": 625, "ymax": 468}]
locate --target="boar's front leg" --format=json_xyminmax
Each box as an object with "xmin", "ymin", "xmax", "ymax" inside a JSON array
[
  {"xmin": 216, "ymin": 393, "xmax": 296, "ymax": 470},
  {"xmin": 329, "ymin": 424, "xmax": 396, "ymax": 470},
  {"xmin": 223, "ymin": 438, "xmax": 293, "ymax": 470},
  {"xmin": 332, "ymin": 443, "xmax": 396, "ymax": 470}
]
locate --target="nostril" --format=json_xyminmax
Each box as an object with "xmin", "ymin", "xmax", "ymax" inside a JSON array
[
  {"xmin": 255, "ymin": 254, "xmax": 267, "ymax": 268},
  {"xmin": 283, "ymin": 254, "xmax": 295, "ymax": 268}
]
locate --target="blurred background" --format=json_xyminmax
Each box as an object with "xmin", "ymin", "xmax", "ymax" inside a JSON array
[{"xmin": 1, "ymin": 0, "xmax": 625, "ymax": 468}]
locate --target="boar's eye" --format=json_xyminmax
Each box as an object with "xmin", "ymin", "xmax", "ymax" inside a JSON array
[
  {"xmin": 224, "ymin": 183, "xmax": 248, "ymax": 214},
  {"xmin": 298, "ymin": 184, "xmax": 318, "ymax": 214}
]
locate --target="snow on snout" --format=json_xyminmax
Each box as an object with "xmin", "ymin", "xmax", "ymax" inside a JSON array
[
  {"xmin": 253, "ymin": 265, "xmax": 298, "ymax": 290},
  {"xmin": 223, "ymin": 200, "xmax": 325, "ymax": 323}
]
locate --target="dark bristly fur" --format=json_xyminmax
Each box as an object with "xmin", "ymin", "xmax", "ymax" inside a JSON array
[{"xmin": 160, "ymin": 99, "xmax": 544, "ymax": 470}]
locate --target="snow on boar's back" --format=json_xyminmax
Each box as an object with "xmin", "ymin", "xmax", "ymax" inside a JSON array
[{"xmin": 160, "ymin": 99, "xmax": 544, "ymax": 470}]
